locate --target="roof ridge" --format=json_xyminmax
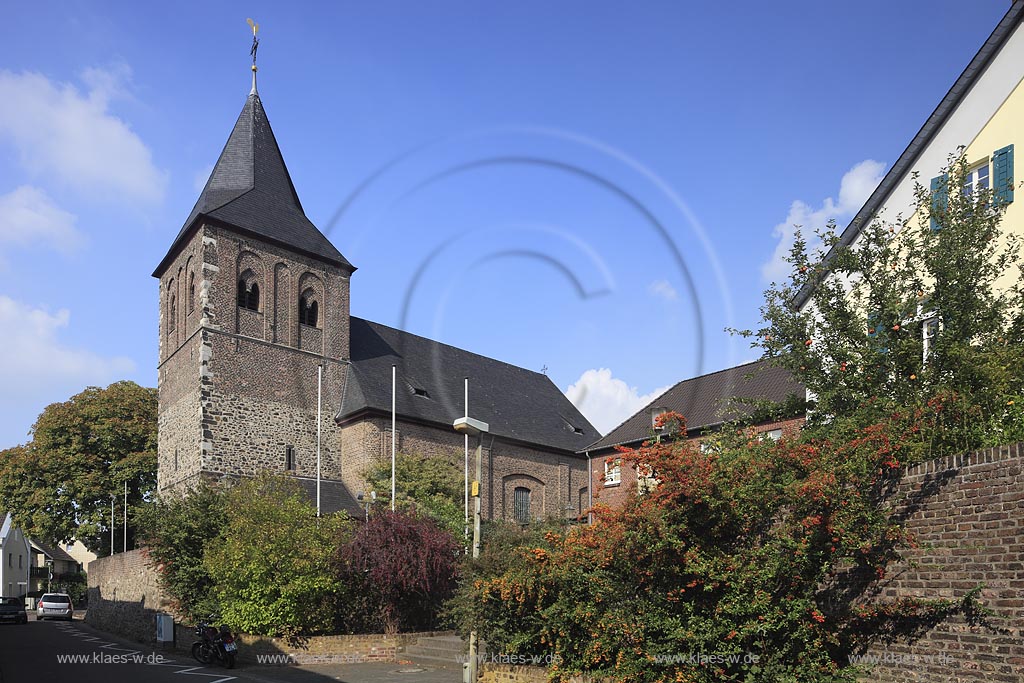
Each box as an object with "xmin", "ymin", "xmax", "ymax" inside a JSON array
[
  {"xmin": 793, "ymin": 0, "xmax": 1024, "ymax": 308},
  {"xmin": 582, "ymin": 359, "xmax": 768, "ymax": 448},
  {"xmin": 353, "ymin": 316, "xmax": 551, "ymax": 379}
]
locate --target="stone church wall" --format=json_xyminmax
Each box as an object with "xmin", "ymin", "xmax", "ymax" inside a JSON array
[{"xmin": 339, "ymin": 415, "xmax": 587, "ymax": 522}]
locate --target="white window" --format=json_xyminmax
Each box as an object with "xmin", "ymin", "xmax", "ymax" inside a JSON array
[
  {"xmin": 963, "ymin": 162, "xmax": 991, "ymax": 197},
  {"xmin": 922, "ymin": 315, "xmax": 940, "ymax": 364},
  {"xmin": 763, "ymin": 429, "xmax": 783, "ymax": 441},
  {"xmin": 604, "ymin": 458, "xmax": 621, "ymax": 486}
]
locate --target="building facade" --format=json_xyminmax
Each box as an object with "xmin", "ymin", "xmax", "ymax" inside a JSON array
[
  {"xmin": 583, "ymin": 359, "xmax": 805, "ymax": 510},
  {"xmin": 153, "ymin": 86, "xmax": 598, "ymax": 520}
]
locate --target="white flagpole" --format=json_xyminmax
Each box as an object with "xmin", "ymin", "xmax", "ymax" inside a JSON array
[
  {"xmin": 123, "ymin": 480, "xmax": 127, "ymax": 552},
  {"xmin": 464, "ymin": 377, "xmax": 469, "ymax": 545},
  {"xmin": 317, "ymin": 363, "xmax": 323, "ymax": 517},
  {"xmin": 110, "ymin": 497, "xmax": 114, "ymax": 555},
  {"xmin": 391, "ymin": 365, "xmax": 397, "ymax": 512}
]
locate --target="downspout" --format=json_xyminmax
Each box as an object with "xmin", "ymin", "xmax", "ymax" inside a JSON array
[{"xmin": 586, "ymin": 450, "xmax": 593, "ymax": 524}]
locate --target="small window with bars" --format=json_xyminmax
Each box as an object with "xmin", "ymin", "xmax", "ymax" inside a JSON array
[
  {"xmin": 513, "ymin": 487, "xmax": 531, "ymax": 524},
  {"xmin": 285, "ymin": 445, "xmax": 296, "ymax": 471}
]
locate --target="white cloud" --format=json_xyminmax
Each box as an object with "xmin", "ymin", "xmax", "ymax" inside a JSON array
[
  {"xmin": 565, "ymin": 368, "xmax": 671, "ymax": 436},
  {"xmin": 0, "ymin": 185, "xmax": 83, "ymax": 255},
  {"xmin": 648, "ymin": 279, "xmax": 678, "ymax": 302},
  {"xmin": 0, "ymin": 67, "xmax": 167, "ymax": 204},
  {"xmin": 762, "ymin": 159, "xmax": 886, "ymax": 283},
  {"xmin": 0, "ymin": 295, "xmax": 135, "ymax": 446}
]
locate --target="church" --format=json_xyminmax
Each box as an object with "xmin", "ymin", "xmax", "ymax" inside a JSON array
[{"xmin": 151, "ymin": 71, "xmax": 600, "ymax": 522}]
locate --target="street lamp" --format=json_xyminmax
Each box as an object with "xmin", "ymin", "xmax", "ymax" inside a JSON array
[{"xmin": 453, "ymin": 415, "xmax": 488, "ymax": 683}]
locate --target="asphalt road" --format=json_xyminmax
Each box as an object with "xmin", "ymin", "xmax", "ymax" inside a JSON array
[{"xmin": 0, "ymin": 617, "xmax": 459, "ymax": 683}]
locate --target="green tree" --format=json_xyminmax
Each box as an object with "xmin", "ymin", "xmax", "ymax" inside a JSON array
[
  {"xmin": 364, "ymin": 452, "xmax": 464, "ymax": 537},
  {"xmin": 136, "ymin": 482, "xmax": 228, "ymax": 620},
  {"xmin": 745, "ymin": 150, "xmax": 1024, "ymax": 454},
  {"xmin": 0, "ymin": 381, "xmax": 157, "ymax": 554},
  {"xmin": 203, "ymin": 473, "xmax": 351, "ymax": 638}
]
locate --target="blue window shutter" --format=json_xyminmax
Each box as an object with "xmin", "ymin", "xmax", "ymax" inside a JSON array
[
  {"xmin": 993, "ymin": 144, "xmax": 1014, "ymax": 205},
  {"xmin": 930, "ymin": 174, "xmax": 948, "ymax": 231}
]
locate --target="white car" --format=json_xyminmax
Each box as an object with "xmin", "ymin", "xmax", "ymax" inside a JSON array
[{"xmin": 36, "ymin": 593, "xmax": 74, "ymax": 621}]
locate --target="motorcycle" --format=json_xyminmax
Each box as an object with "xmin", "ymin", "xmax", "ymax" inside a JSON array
[{"xmin": 191, "ymin": 616, "xmax": 237, "ymax": 669}]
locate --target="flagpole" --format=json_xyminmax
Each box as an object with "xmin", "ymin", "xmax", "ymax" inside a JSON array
[
  {"xmin": 464, "ymin": 377, "xmax": 469, "ymax": 546},
  {"xmin": 317, "ymin": 363, "xmax": 323, "ymax": 517},
  {"xmin": 391, "ymin": 365, "xmax": 397, "ymax": 512},
  {"xmin": 123, "ymin": 480, "xmax": 127, "ymax": 552}
]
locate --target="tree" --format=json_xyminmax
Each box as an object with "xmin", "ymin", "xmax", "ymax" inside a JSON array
[
  {"xmin": 363, "ymin": 452, "xmax": 464, "ymax": 537},
  {"xmin": 336, "ymin": 509, "xmax": 460, "ymax": 633},
  {"xmin": 136, "ymin": 482, "xmax": 228, "ymax": 621},
  {"xmin": 0, "ymin": 381, "xmax": 157, "ymax": 554},
  {"xmin": 203, "ymin": 473, "xmax": 351, "ymax": 638},
  {"xmin": 744, "ymin": 150, "xmax": 1024, "ymax": 454}
]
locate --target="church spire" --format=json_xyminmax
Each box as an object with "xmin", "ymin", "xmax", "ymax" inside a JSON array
[
  {"xmin": 152, "ymin": 25, "xmax": 354, "ymax": 278},
  {"xmin": 247, "ymin": 18, "xmax": 259, "ymax": 95}
]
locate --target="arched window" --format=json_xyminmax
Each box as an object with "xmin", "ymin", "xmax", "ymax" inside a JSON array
[
  {"xmin": 299, "ymin": 294, "xmax": 319, "ymax": 327},
  {"xmin": 238, "ymin": 278, "xmax": 259, "ymax": 311},
  {"xmin": 167, "ymin": 279, "xmax": 176, "ymax": 333},
  {"xmin": 188, "ymin": 272, "xmax": 196, "ymax": 313},
  {"xmin": 513, "ymin": 487, "xmax": 531, "ymax": 524}
]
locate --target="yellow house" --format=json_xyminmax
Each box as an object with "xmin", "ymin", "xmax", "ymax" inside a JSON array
[{"xmin": 794, "ymin": 1, "xmax": 1021, "ymax": 314}]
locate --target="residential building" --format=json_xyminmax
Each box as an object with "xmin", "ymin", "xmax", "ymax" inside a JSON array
[
  {"xmin": 794, "ymin": 1, "xmax": 1021, "ymax": 316},
  {"xmin": 29, "ymin": 541, "xmax": 83, "ymax": 594},
  {"xmin": 583, "ymin": 359, "xmax": 805, "ymax": 510},
  {"xmin": 153, "ymin": 72, "xmax": 599, "ymax": 522},
  {"xmin": 0, "ymin": 512, "xmax": 30, "ymax": 598}
]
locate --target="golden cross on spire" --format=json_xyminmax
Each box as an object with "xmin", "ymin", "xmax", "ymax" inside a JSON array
[{"xmin": 246, "ymin": 18, "xmax": 260, "ymax": 94}]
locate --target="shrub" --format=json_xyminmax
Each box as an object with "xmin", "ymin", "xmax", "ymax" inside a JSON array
[
  {"xmin": 204, "ymin": 473, "xmax": 351, "ymax": 637},
  {"xmin": 336, "ymin": 509, "xmax": 460, "ymax": 633}
]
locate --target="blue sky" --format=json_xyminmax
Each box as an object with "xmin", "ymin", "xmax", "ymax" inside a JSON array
[{"xmin": 0, "ymin": 1, "xmax": 1010, "ymax": 447}]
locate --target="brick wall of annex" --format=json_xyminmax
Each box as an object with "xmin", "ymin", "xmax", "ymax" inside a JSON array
[
  {"xmin": 858, "ymin": 443, "xmax": 1024, "ymax": 683},
  {"xmin": 590, "ymin": 416, "xmax": 806, "ymax": 511},
  {"xmin": 339, "ymin": 416, "xmax": 587, "ymax": 523}
]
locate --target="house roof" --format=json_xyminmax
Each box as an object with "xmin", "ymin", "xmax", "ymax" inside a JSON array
[
  {"xmin": 338, "ymin": 317, "xmax": 600, "ymax": 454},
  {"xmin": 30, "ymin": 540, "xmax": 76, "ymax": 564},
  {"xmin": 793, "ymin": 0, "xmax": 1024, "ymax": 309},
  {"xmin": 153, "ymin": 92, "xmax": 353, "ymax": 277},
  {"xmin": 585, "ymin": 359, "xmax": 805, "ymax": 452},
  {"xmin": 294, "ymin": 477, "xmax": 363, "ymax": 518}
]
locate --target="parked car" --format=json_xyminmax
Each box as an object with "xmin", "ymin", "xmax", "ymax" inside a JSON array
[
  {"xmin": 0, "ymin": 597, "xmax": 27, "ymax": 624},
  {"xmin": 36, "ymin": 593, "xmax": 73, "ymax": 621}
]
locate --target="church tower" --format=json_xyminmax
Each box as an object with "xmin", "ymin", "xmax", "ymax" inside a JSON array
[{"xmin": 152, "ymin": 74, "xmax": 356, "ymax": 499}]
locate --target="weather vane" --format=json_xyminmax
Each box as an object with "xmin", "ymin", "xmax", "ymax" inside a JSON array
[{"xmin": 247, "ymin": 18, "xmax": 260, "ymax": 93}]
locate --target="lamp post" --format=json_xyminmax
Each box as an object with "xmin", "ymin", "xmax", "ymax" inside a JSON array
[{"xmin": 453, "ymin": 415, "xmax": 488, "ymax": 683}]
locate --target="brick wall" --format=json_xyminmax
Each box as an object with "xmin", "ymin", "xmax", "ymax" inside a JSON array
[
  {"xmin": 339, "ymin": 415, "xmax": 588, "ymax": 522},
  {"xmin": 857, "ymin": 443, "xmax": 1024, "ymax": 682},
  {"xmin": 589, "ymin": 416, "xmax": 806, "ymax": 511}
]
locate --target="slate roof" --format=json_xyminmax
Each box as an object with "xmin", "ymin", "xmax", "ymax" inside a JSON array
[
  {"xmin": 339, "ymin": 317, "xmax": 600, "ymax": 454},
  {"xmin": 30, "ymin": 540, "xmax": 76, "ymax": 564},
  {"xmin": 793, "ymin": 0, "xmax": 1024, "ymax": 309},
  {"xmin": 585, "ymin": 359, "xmax": 805, "ymax": 452},
  {"xmin": 154, "ymin": 92, "xmax": 353, "ymax": 277},
  {"xmin": 294, "ymin": 477, "xmax": 363, "ymax": 518}
]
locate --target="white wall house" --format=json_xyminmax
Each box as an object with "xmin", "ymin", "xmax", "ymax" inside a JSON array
[{"xmin": 0, "ymin": 512, "xmax": 31, "ymax": 598}]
